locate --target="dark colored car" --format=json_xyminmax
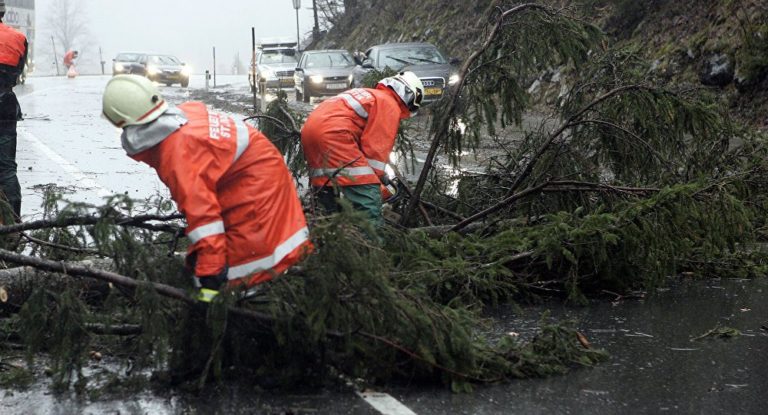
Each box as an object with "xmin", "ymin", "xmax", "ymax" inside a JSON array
[
  {"xmin": 294, "ymin": 50, "xmax": 355, "ymax": 103},
  {"xmin": 112, "ymin": 52, "xmax": 146, "ymax": 76},
  {"xmin": 139, "ymin": 54, "xmax": 191, "ymax": 87},
  {"xmin": 352, "ymin": 42, "xmax": 460, "ymax": 103},
  {"xmin": 249, "ymin": 47, "xmax": 299, "ymax": 92}
]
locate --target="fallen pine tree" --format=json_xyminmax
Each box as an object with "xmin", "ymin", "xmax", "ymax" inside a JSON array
[{"xmin": 3, "ymin": 0, "xmax": 768, "ymax": 396}]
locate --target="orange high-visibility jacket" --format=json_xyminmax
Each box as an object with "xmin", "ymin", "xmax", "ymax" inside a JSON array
[
  {"xmin": 0, "ymin": 23, "xmax": 26, "ymax": 67},
  {"xmin": 124, "ymin": 102, "xmax": 312, "ymax": 288},
  {"xmin": 301, "ymin": 86, "xmax": 410, "ymax": 187},
  {"xmin": 63, "ymin": 50, "xmax": 76, "ymax": 68},
  {"xmin": 0, "ymin": 23, "xmax": 27, "ymax": 83}
]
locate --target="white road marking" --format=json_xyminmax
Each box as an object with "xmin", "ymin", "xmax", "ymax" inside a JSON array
[
  {"xmin": 18, "ymin": 127, "xmax": 114, "ymax": 199},
  {"xmin": 357, "ymin": 391, "xmax": 418, "ymax": 415}
]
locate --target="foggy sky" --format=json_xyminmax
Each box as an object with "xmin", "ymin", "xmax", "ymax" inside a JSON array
[{"xmin": 35, "ymin": 0, "xmax": 317, "ymax": 75}]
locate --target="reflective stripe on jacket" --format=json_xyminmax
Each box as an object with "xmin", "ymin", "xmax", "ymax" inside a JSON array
[
  {"xmin": 125, "ymin": 101, "xmax": 312, "ymax": 288},
  {"xmin": 301, "ymin": 86, "xmax": 410, "ymax": 187}
]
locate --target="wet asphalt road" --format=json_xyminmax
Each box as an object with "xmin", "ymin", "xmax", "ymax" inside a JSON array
[{"xmin": 3, "ymin": 75, "xmax": 768, "ymax": 414}]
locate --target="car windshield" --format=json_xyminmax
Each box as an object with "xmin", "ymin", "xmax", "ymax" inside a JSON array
[
  {"xmin": 116, "ymin": 53, "xmax": 142, "ymax": 62},
  {"xmin": 260, "ymin": 50, "xmax": 298, "ymax": 64},
  {"xmin": 378, "ymin": 46, "xmax": 447, "ymax": 69},
  {"xmin": 149, "ymin": 55, "xmax": 181, "ymax": 65},
  {"xmin": 305, "ymin": 52, "xmax": 354, "ymax": 68}
]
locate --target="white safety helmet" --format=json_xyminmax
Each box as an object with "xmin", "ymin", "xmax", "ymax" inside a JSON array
[
  {"xmin": 102, "ymin": 75, "xmax": 168, "ymax": 128},
  {"xmin": 378, "ymin": 71, "xmax": 425, "ymax": 114}
]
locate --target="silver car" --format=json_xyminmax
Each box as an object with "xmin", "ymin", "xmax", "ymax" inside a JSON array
[
  {"xmin": 249, "ymin": 47, "xmax": 299, "ymax": 92},
  {"xmin": 352, "ymin": 42, "xmax": 460, "ymax": 103},
  {"xmin": 294, "ymin": 50, "xmax": 355, "ymax": 103}
]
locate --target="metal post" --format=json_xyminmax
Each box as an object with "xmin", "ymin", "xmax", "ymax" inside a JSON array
[
  {"xmin": 212, "ymin": 47, "xmax": 217, "ymax": 88},
  {"xmin": 312, "ymin": 0, "xmax": 320, "ymax": 39},
  {"xmin": 293, "ymin": 0, "xmax": 302, "ymax": 52},
  {"xmin": 252, "ymin": 27, "xmax": 258, "ymax": 113},
  {"xmin": 99, "ymin": 47, "xmax": 105, "ymax": 75},
  {"xmin": 295, "ymin": 9, "xmax": 301, "ymax": 52},
  {"xmin": 50, "ymin": 36, "xmax": 60, "ymax": 76},
  {"xmin": 205, "ymin": 70, "xmax": 210, "ymax": 91}
]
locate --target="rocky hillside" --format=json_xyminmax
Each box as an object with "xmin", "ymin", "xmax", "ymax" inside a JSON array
[{"xmin": 316, "ymin": 0, "xmax": 768, "ymax": 130}]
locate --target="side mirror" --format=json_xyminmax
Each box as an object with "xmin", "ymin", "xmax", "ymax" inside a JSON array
[
  {"xmin": 362, "ymin": 59, "xmax": 374, "ymax": 69},
  {"xmin": 449, "ymin": 57, "xmax": 461, "ymax": 66}
]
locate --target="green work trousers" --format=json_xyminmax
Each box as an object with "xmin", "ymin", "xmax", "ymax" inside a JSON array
[{"xmin": 315, "ymin": 184, "xmax": 382, "ymax": 227}]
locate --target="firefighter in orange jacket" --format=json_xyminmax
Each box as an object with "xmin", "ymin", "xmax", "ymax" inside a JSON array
[
  {"xmin": 301, "ymin": 71, "xmax": 424, "ymax": 224},
  {"xmin": 63, "ymin": 49, "xmax": 78, "ymax": 69},
  {"xmin": 0, "ymin": 1, "xmax": 28, "ymax": 219},
  {"xmin": 102, "ymin": 75, "xmax": 312, "ymax": 301}
]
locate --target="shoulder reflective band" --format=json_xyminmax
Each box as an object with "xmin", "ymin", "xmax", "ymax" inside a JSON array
[
  {"xmin": 228, "ymin": 227, "xmax": 310, "ymax": 280},
  {"xmin": 233, "ymin": 120, "xmax": 250, "ymax": 163},
  {"xmin": 310, "ymin": 166, "xmax": 375, "ymax": 178},
  {"xmin": 187, "ymin": 220, "xmax": 225, "ymax": 243},
  {"xmin": 339, "ymin": 93, "xmax": 369, "ymax": 119},
  {"xmin": 367, "ymin": 159, "xmax": 388, "ymax": 172}
]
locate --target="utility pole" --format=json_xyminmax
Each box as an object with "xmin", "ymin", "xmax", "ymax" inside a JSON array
[
  {"xmin": 212, "ymin": 46, "xmax": 217, "ymax": 88},
  {"xmin": 51, "ymin": 36, "xmax": 60, "ymax": 76},
  {"xmin": 99, "ymin": 47, "xmax": 105, "ymax": 75},
  {"xmin": 293, "ymin": 0, "xmax": 301, "ymax": 52},
  {"xmin": 312, "ymin": 0, "xmax": 320, "ymax": 39}
]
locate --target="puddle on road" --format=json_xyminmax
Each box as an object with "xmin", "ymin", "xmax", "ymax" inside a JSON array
[{"xmin": 392, "ymin": 277, "xmax": 768, "ymax": 415}]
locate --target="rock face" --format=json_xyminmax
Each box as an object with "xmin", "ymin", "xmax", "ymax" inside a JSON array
[{"xmin": 699, "ymin": 54, "xmax": 735, "ymax": 87}]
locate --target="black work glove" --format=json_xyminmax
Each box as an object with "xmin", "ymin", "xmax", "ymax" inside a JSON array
[
  {"xmin": 197, "ymin": 266, "xmax": 229, "ymax": 290},
  {"xmin": 195, "ymin": 266, "xmax": 228, "ymax": 303}
]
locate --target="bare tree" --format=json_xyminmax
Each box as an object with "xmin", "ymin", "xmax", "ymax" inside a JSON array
[
  {"xmin": 45, "ymin": 0, "xmax": 91, "ymax": 72},
  {"xmin": 315, "ymin": 0, "xmax": 346, "ymax": 30},
  {"xmin": 232, "ymin": 53, "xmax": 246, "ymax": 76}
]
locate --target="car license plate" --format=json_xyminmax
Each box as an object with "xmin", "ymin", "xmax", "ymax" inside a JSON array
[
  {"xmin": 425, "ymin": 87, "xmax": 443, "ymax": 96},
  {"xmin": 327, "ymin": 83, "xmax": 347, "ymax": 90}
]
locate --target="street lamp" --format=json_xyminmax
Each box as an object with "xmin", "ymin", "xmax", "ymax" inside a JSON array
[{"xmin": 292, "ymin": 0, "xmax": 301, "ymax": 52}]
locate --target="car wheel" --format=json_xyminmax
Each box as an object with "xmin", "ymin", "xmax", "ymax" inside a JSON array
[
  {"xmin": 295, "ymin": 88, "xmax": 302, "ymax": 102},
  {"xmin": 165, "ymin": 82, "xmax": 173, "ymax": 87},
  {"xmin": 181, "ymin": 79, "xmax": 189, "ymax": 88}
]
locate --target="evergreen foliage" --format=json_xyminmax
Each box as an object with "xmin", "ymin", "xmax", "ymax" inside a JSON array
[
  {"xmin": 3, "ymin": 0, "xmax": 768, "ymax": 398},
  {"xmin": 258, "ymin": 90, "xmax": 308, "ymax": 184}
]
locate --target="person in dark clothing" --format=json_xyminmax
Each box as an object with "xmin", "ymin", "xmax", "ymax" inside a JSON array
[{"xmin": 0, "ymin": 0, "xmax": 28, "ymax": 219}]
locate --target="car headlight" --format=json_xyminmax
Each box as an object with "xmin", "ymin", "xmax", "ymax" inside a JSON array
[
  {"xmin": 181, "ymin": 65, "xmax": 192, "ymax": 76},
  {"xmin": 114, "ymin": 63, "xmax": 124, "ymax": 71},
  {"xmin": 309, "ymin": 75, "xmax": 324, "ymax": 84},
  {"xmin": 147, "ymin": 65, "xmax": 159, "ymax": 76},
  {"xmin": 449, "ymin": 74, "xmax": 460, "ymax": 85},
  {"xmin": 261, "ymin": 69, "xmax": 275, "ymax": 79}
]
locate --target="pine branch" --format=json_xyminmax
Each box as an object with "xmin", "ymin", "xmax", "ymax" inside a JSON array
[
  {"xmin": 21, "ymin": 233, "xmax": 100, "ymax": 255},
  {"xmin": 451, "ymin": 181, "xmax": 551, "ymax": 233},
  {"xmin": 503, "ymin": 84, "xmax": 647, "ymax": 199},
  {"xmin": 402, "ymin": 2, "xmax": 554, "ymax": 225},
  {"xmin": 0, "ymin": 248, "xmax": 274, "ymax": 325},
  {"xmin": 0, "ymin": 213, "xmax": 184, "ymax": 236}
]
